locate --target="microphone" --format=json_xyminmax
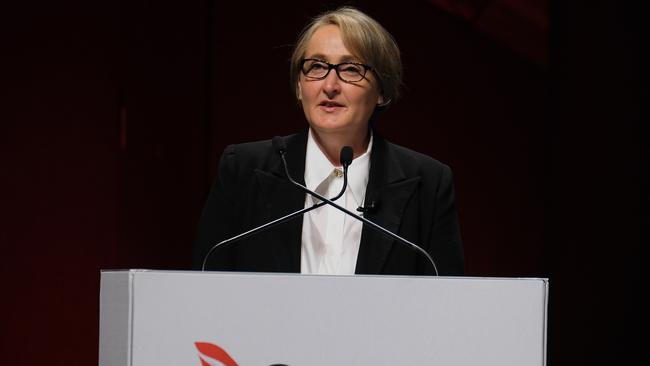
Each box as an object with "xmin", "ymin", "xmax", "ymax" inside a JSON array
[
  {"xmin": 356, "ymin": 200, "xmax": 378, "ymax": 214},
  {"xmin": 272, "ymin": 136, "xmax": 287, "ymax": 155},
  {"xmin": 201, "ymin": 138, "xmax": 352, "ymax": 271},
  {"xmin": 277, "ymin": 138, "xmax": 439, "ymax": 276},
  {"xmin": 339, "ymin": 145, "xmax": 353, "ymax": 167}
]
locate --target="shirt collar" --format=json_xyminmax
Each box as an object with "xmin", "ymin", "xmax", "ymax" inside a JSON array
[
  {"xmin": 347, "ymin": 133, "xmax": 372, "ymax": 206},
  {"xmin": 304, "ymin": 129, "xmax": 335, "ymax": 191},
  {"xmin": 304, "ymin": 128, "xmax": 372, "ymax": 205}
]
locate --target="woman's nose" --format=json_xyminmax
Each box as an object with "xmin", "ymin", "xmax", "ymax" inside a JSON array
[{"xmin": 322, "ymin": 69, "xmax": 341, "ymax": 97}]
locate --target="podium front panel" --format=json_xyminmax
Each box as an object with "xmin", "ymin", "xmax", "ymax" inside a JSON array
[{"xmin": 100, "ymin": 270, "xmax": 547, "ymax": 366}]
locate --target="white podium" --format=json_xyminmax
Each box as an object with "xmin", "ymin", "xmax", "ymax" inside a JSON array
[{"xmin": 99, "ymin": 270, "xmax": 548, "ymax": 366}]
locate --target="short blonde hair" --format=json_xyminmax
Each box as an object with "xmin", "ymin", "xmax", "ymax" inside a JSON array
[{"xmin": 290, "ymin": 6, "xmax": 402, "ymax": 108}]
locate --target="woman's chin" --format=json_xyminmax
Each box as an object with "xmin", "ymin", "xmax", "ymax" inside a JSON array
[
  {"xmin": 310, "ymin": 123, "xmax": 353, "ymax": 135},
  {"xmin": 309, "ymin": 117, "xmax": 363, "ymax": 134}
]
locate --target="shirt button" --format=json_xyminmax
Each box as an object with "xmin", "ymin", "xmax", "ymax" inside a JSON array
[{"xmin": 333, "ymin": 169, "xmax": 343, "ymax": 178}]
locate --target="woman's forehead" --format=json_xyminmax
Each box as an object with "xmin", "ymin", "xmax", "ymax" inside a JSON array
[{"xmin": 305, "ymin": 25, "xmax": 361, "ymax": 62}]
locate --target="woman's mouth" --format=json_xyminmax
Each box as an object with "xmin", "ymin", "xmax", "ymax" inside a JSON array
[{"xmin": 318, "ymin": 101, "xmax": 345, "ymax": 112}]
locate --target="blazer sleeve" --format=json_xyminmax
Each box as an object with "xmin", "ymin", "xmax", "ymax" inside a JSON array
[
  {"xmin": 428, "ymin": 164, "xmax": 464, "ymax": 275},
  {"xmin": 192, "ymin": 145, "xmax": 240, "ymax": 270}
]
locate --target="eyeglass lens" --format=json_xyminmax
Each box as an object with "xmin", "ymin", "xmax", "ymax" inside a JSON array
[{"xmin": 302, "ymin": 59, "xmax": 367, "ymax": 82}]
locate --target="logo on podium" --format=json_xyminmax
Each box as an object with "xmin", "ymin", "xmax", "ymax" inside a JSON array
[{"xmin": 195, "ymin": 342, "xmax": 289, "ymax": 366}]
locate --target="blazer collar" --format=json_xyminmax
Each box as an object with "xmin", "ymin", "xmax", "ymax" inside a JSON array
[
  {"xmin": 356, "ymin": 131, "xmax": 421, "ymax": 274},
  {"xmin": 269, "ymin": 129, "xmax": 308, "ymax": 184},
  {"xmin": 367, "ymin": 131, "xmax": 407, "ymax": 190},
  {"xmin": 255, "ymin": 129, "xmax": 309, "ymax": 272}
]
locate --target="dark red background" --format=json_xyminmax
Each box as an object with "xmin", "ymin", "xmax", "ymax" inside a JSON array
[{"xmin": 1, "ymin": 0, "xmax": 641, "ymax": 364}]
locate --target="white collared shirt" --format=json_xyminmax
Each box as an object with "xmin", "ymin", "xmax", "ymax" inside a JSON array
[{"xmin": 300, "ymin": 129, "xmax": 372, "ymax": 275}]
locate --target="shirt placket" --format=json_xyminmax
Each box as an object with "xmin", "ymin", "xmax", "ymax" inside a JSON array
[{"xmin": 321, "ymin": 169, "xmax": 345, "ymax": 274}]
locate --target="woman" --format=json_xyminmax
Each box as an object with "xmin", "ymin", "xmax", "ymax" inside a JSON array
[{"xmin": 193, "ymin": 6, "xmax": 464, "ymax": 276}]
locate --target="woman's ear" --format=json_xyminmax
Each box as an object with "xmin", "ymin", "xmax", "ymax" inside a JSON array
[
  {"xmin": 377, "ymin": 94, "xmax": 387, "ymax": 106},
  {"xmin": 296, "ymin": 83, "xmax": 302, "ymax": 101}
]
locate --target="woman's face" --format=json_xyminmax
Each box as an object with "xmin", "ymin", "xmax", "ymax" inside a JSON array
[{"xmin": 298, "ymin": 25, "xmax": 384, "ymax": 137}]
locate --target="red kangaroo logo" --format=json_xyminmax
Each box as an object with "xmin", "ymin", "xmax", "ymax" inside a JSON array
[
  {"xmin": 195, "ymin": 342, "xmax": 289, "ymax": 366},
  {"xmin": 195, "ymin": 342, "xmax": 239, "ymax": 366}
]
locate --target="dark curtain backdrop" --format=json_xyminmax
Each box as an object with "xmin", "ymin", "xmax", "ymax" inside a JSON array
[{"xmin": 1, "ymin": 0, "xmax": 641, "ymax": 365}]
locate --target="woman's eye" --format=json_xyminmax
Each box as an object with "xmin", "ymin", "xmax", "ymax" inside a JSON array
[{"xmin": 341, "ymin": 65, "xmax": 362, "ymax": 74}]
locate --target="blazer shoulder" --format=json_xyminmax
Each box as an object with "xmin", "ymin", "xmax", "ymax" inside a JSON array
[
  {"xmin": 224, "ymin": 132, "xmax": 302, "ymax": 164},
  {"xmin": 386, "ymin": 141, "xmax": 452, "ymax": 176},
  {"xmin": 219, "ymin": 139, "xmax": 276, "ymax": 174},
  {"xmin": 226, "ymin": 138, "xmax": 272, "ymax": 160}
]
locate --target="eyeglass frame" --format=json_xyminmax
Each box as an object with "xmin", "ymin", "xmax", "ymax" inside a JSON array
[{"xmin": 299, "ymin": 58, "xmax": 374, "ymax": 83}]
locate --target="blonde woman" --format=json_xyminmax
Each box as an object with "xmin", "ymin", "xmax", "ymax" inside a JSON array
[{"xmin": 194, "ymin": 7, "xmax": 464, "ymax": 276}]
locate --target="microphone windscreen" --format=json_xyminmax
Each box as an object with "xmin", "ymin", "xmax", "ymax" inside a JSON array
[
  {"xmin": 272, "ymin": 136, "xmax": 287, "ymax": 155},
  {"xmin": 340, "ymin": 146, "xmax": 353, "ymax": 167}
]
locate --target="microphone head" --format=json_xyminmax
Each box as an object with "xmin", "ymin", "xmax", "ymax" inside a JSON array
[
  {"xmin": 272, "ymin": 136, "xmax": 287, "ymax": 155},
  {"xmin": 340, "ymin": 146, "xmax": 353, "ymax": 167}
]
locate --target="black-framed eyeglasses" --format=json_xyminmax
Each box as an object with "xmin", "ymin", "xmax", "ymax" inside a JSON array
[{"xmin": 300, "ymin": 58, "xmax": 373, "ymax": 83}]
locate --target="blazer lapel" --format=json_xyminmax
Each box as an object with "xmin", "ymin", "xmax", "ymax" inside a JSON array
[
  {"xmin": 356, "ymin": 133, "xmax": 420, "ymax": 274},
  {"xmin": 253, "ymin": 130, "xmax": 308, "ymax": 272}
]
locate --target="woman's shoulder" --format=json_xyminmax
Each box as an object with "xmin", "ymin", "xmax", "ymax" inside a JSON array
[
  {"xmin": 225, "ymin": 138, "xmax": 271, "ymax": 155},
  {"xmin": 220, "ymin": 132, "xmax": 303, "ymax": 169},
  {"xmin": 384, "ymin": 140, "xmax": 451, "ymax": 175}
]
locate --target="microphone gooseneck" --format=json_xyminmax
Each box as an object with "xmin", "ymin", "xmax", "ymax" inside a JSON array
[{"xmin": 279, "ymin": 145, "xmax": 439, "ymax": 276}]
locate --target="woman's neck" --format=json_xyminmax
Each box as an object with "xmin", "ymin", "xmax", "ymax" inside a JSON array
[{"xmin": 311, "ymin": 127, "xmax": 370, "ymax": 167}]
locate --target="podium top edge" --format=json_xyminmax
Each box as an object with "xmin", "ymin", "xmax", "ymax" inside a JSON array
[{"xmin": 99, "ymin": 269, "xmax": 548, "ymax": 282}]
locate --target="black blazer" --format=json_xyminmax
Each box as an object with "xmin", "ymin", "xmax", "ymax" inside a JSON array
[{"xmin": 192, "ymin": 129, "xmax": 464, "ymax": 275}]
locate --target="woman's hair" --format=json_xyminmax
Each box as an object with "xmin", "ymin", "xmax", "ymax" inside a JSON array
[{"xmin": 290, "ymin": 6, "xmax": 402, "ymax": 108}]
